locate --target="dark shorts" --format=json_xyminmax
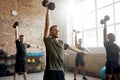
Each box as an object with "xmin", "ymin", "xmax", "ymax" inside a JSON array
[
  {"xmin": 15, "ymin": 59, "xmax": 27, "ymax": 73},
  {"xmin": 75, "ymin": 54, "xmax": 85, "ymax": 67},
  {"xmin": 43, "ymin": 70, "xmax": 65, "ymax": 80},
  {"xmin": 105, "ymin": 60, "xmax": 120, "ymax": 74}
]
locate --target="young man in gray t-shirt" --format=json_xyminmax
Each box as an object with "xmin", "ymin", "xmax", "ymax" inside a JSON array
[{"xmin": 43, "ymin": 7, "xmax": 90, "ymax": 80}]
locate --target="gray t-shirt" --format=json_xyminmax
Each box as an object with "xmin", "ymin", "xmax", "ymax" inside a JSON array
[
  {"xmin": 76, "ymin": 47, "xmax": 85, "ymax": 61},
  {"xmin": 44, "ymin": 36, "xmax": 69, "ymax": 70}
]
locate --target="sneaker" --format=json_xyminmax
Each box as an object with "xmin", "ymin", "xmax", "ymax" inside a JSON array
[{"xmin": 83, "ymin": 77, "xmax": 88, "ymax": 80}]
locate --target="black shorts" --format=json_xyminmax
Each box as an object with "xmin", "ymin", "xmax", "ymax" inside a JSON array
[
  {"xmin": 75, "ymin": 54, "xmax": 85, "ymax": 67},
  {"xmin": 113, "ymin": 66, "xmax": 120, "ymax": 74},
  {"xmin": 43, "ymin": 70, "xmax": 65, "ymax": 80},
  {"xmin": 105, "ymin": 60, "xmax": 120, "ymax": 74},
  {"xmin": 15, "ymin": 59, "xmax": 27, "ymax": 73}
]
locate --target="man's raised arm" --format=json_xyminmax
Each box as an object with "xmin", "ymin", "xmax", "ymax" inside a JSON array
[
  {"xmin": 44, "ymin": 8, "xmax": 50, "ymax": 38},
  {"xmin": 103, "ymin": 22, "xmax": 107, "ymax": 43}
]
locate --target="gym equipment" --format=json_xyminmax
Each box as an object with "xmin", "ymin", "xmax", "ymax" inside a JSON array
[
  {"xmin": 73, "ymin": 29, "xmax": 80, "ymax": 33},
  {"xmin": 100, "ymin": 15, "xmax": 110, "ymax": 25},
  {"xmin": 42, "ymin": 0, "xmax": 55, "ymax": 10},
  {"xmin": 100, "ymin": 19, "xmax": 105, "ymax": 24},
  {"xmin": 13, "ymin": 21, "xmax": 19, "ymax": 28},
  {"xmin": 27, "ymin": 59, "xmax": 31, "ymax": 63},
  {"xmin": 73, "ymin": 29, "xmax": 76, "ymax": 32},
  {"xmin": 31, "ymin": 59, "xmax": 35, "ymax": 63},
  {"xmin": 42, "ymin": 0, "xmax": 48, "ymax": 7},
  {"xmin": 99, "ymin": 66, "xmax": 106, "ymax": 79},
  {"xmin": 104, "ymin": 15, "xmax": 110, "ymax": 21},
  {"xmin": 27, "ymin": 59, "xmax": 35, "ymax": 63},
  {"xmin": 27, "ymin": 52, "xmax": 44, "ymax": 57}
]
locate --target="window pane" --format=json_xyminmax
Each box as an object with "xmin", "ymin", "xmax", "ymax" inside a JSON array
[
  {"xmin": 115, "ymin": 25, "xmax": 120, "ymax": 45},
  {"xmin": 107, "ymin": 25, "xmax": 115, "ymax": 34},
  {"xmin": 72, "ymin": 32, "xmax": 82, "ymax": 45},
  {"xmin": 84, "ymin": 29, "xmax": 97, "ymax": 47},
  {"xmin": 115, "ymin": 2, "xmax": 120, "ymax": 23},
  {"xmin": 66, "ymin": 0, "xmax": 119, "ymax": 48},
  {"xmin": 97, "ymin": 5, "xmax": 114, "ymax": 27},
  {"xmin": 70, "ymin": 3, "xmax": 83, "ymax": 17},
  {"xmin": 77, "ymin": 32, "xmax": 82, "ymax": 40},
  {"xmin": 98, "ymin": 28, "xmax": 103, "ymax": 47},
  {"xmin": 98, "ymin": 25, "xmax": 114, "ymax": 47},
  {"xmin": 83, "ymin": 0, "xmax": 95, "ymax": 13},
  {"xmin": 114, "ymin": 0, "xmax": 120, "ymax": 2},
  {"xmin": 83, "ymin": 12, "xmax": 96, "ymax": 30},
  {"xmin": 73, "ymin": 17, "xmax": 83, "ymax": 31},
  {"xmin": 97, "ymin": 0, "xmax": 113, "ymax": 8}
]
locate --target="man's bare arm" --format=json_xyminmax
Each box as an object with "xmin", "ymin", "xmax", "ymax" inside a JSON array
[
  {"xmin": 67, "ymin": 45, "xmax": 89, "ymax": 55},
  {"xmin": 15, "ymin": 26, "xmax": 19, "ymax": 40},
  {"xmin": 103, "ymin": 22, "xmax": 107, "ymax": 42},
  {"xmin": 84, "ymin": 47, "xmax": 93, "ymax": 54},
  {"xmin": 44, "ymin": 8, "xmax": 49, "ymax": 38}
]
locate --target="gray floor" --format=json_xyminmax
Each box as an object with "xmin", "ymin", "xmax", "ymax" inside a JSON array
[{"xmin": 0, "ymin": 71, "xmax": 101, "ymax": 80}]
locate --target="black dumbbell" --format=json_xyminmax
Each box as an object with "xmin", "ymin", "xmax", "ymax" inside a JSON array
[
  {"xmin": 42, "ymin": 0, "xmax": 48, "ymax": 7},
  {"xmin": 100, "ymin": 15, "xmax": 110, "ymax": 25},
  {"xmin": 104, "ymin": 15, "xmax": 110, "ymax": 21},
  {"xmin": 73, "ymin": 29, "xmax": 76, "ymax": 32},
  {"xmin": 100, "ymin": 19, "xmax": 105, "ymax": 25},
  {"xmin": 73, "ymin": 29, "xmax": 80, "ymax": 33},
  {"xmin": 42, "ymin": 0, "xmax": 55, "ymax": 10},
  {"xmin": 13, "ymin": 21, "xmax": 19, "ymax": 28}
]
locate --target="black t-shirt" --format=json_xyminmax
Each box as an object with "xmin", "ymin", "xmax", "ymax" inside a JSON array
[
  {"xmin": 15, "ymin": 40, "xmax": 30, "ymax": 60},
  {"xmin": 104, "ymin": 41, "xmax": 119, "ymax": 63}
]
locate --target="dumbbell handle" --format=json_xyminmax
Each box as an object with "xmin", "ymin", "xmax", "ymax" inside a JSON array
[
  {"xmin": 73, "ymin": 29, "xmax": 80, "ymax": 33},
  {"xmin": 100, "ymin": 15, "xmax": 110, "ymax": 25}
]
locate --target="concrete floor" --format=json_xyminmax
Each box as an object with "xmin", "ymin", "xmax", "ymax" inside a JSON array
[{"xmin": 0, "ymin": 71, "xmax": 101, "ymax": 80}]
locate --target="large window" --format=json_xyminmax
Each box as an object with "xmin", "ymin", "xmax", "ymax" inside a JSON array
[
  {"xmin": 84, "ymin": 29, "xmax": 97, "ymax": 47},
  {"xmin": 97, "ymin": 0, "xmax": 113, "ymax": 9},
  {"xmin": 97, "ymin": 5, "xmax": 114, "ymax": 27},
  {"xmin": 97, "ymin": 27, "xmax": 103, "ymax": 47},
  {"xmin": 72, "ymin": 17, "xmax": 83, "ymax": 31},
  {"xmin": 115, "ymin": 2, "xmax": 120, "ymax": 23},
  {"xmin": 83, "ymin": 12, "xmax": 96, "ymax": 30},
  {"xmin": 114, "ymin": 0, "xmax": 120, "ymax": 2},
  {"xmin": 116, "ymin": 24, "xmax": 120, "ymax": 45},
  {"xmin": 66, "ymin": 0, "xmax": 120, "ymax": 47},
  {"xmin": 83, "ymin": 0, "xmax": 95, "ymax": 13}
]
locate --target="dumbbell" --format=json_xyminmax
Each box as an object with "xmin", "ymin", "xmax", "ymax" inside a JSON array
[
  {"xmin": 42, "ymin": 0, "xmax": 55, "ymax": 10},
  {"xmin": 13, "ymin": 21, "xmax": 19, "ymax": 28},
  {"xmin": 100, "ymin": 15, "xmax": 110, "ymax": 25},
  {"xmin": 73, "ymin": 29, "xmax": 80, "ymax": 33}
]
